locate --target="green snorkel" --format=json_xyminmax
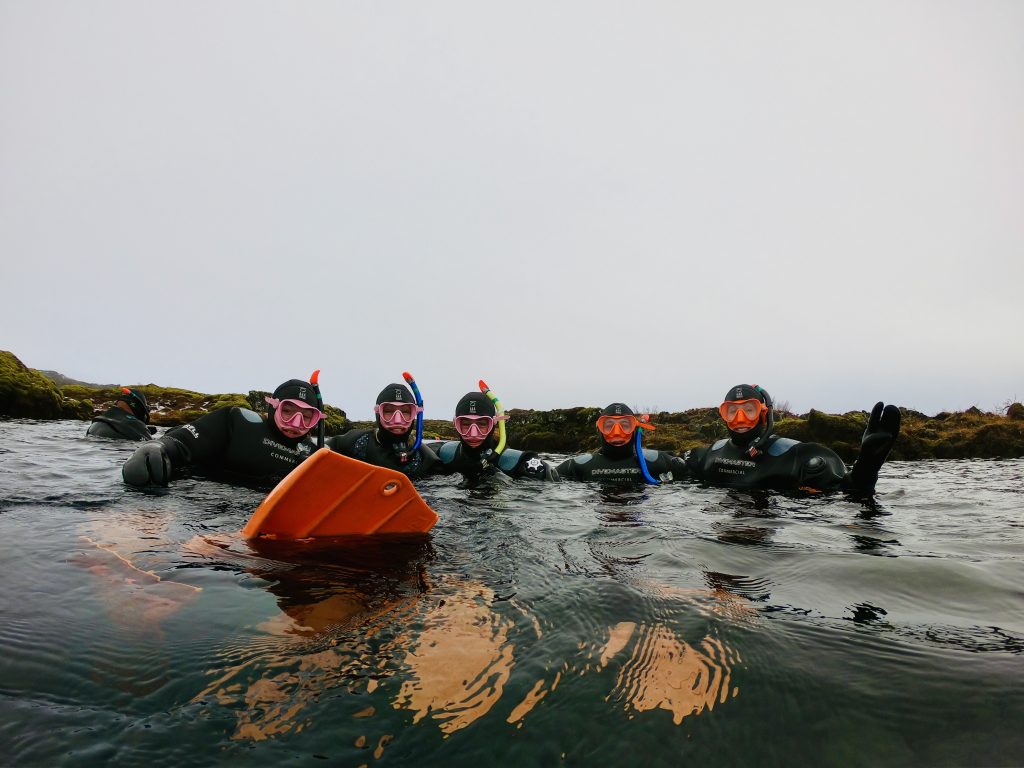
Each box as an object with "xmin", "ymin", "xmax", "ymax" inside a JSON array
[{"xmin": 478, "ymin": 379, "xmax": 506, "ymax": 456}]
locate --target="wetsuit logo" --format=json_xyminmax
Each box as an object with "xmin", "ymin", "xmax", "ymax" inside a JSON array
[
  {"xmin": 614, "ymin": 405, "xmax": 622, "ymax": 415},
  {"xmin": 394, "ymin": 389, "xmax": 404, "ymax": 401},
  {"xmin": 469, "ymin": 400, "xmax": 477, "ymax": 414},
  {"xmin": 298, "ymin": 387, "xmax": 307, "ymax": 400}
]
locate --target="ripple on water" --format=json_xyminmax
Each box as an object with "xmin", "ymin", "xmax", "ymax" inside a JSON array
[{"xmin": 1, "ymin": 424, "xmax": 1023, "ymax": 766}]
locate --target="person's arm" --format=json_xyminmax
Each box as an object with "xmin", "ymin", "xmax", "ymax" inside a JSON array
[
  {"xmin": 790, "ymin": 442, "xmax": 849, "ymax": 490},
  {"xmin": 122, "ymin": 407, "xmax": 234, "ymax": 487},
  {"xmin": 554, "ymin": 456, "xmax": 577, "ymax": 480},
  {"xmin": 496, "ymin": 448, "xmax": 556, "ymax": 480},
  {"xmin": 680, "ymin": 446, "xmax": 708, "ymax": 481},
  {"xmin": 415, "ymin": 442, "xmax": 444, "ymax": 477},
  {"xmin": 642, "ymin": 450, "xmax": 691, "ymax": 482},
  {"xmin": 845, "ymin": 402, "xmax": 901, "ymax": 493},
  {"xmin": 325, "ymin": 430, "xmax": 360, "ymax": 457}
]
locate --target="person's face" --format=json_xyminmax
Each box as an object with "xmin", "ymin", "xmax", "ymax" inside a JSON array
[
  {"xmin": 719, "ymin": 399, "xmax": 766, "ymax": 433},
  {"xmin": 376, "ymin": 402, "xmax": 419, "ymax": 436},
  {"xmin": 596, "ymin": 415, "xmax": 638, "ymax": 446},
  {"xmin": 267, "ymin": 397, "xmax": 323, "ymax": 438},
  {"xmin": 454, "ymin": 415, "xmax": 497, "ymax": 448}
]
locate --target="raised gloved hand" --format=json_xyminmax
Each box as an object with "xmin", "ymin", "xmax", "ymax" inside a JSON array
[
  {"xmin": 122, "ymin": 441, "xmax": 172, "ymax": 487},
  {"xmin": 849, "ymin": 402, "xmax": 901, "ymax": 491}
]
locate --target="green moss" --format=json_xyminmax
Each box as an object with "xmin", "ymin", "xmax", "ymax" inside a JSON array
[
  {"xmin": 1, "ymin": 351, "xmax": 84, "ymax": 419},
  {"xmin": 6, "ymin": 349, "xmax": 1024, "ymax": 458}
]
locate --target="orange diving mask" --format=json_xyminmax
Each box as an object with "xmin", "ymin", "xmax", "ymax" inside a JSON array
[
  {"xmin": 719, "ymin": 399, "xmax": 767, "ymax": 428},
  {"xmin": 596, "ymin": 415, "xmax": 640, "ymax": 445}
]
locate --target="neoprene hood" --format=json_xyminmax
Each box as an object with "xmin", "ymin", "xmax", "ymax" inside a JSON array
[
  {"xmin": 119, "ymin": 388, "xmax": 150, "ymax": 423},
  {"xmin": 723, "ymin": 384, "xmax": 773, "ymax": 449},
  {"xmin": 272, "ymin": 379, "xmax": 319, "ymax": 409},
  {"xmin": 600, "ymin": 403, "xmax": 634, "ymax": 417},
  {"xmin": 455, "ymin": 392, "xmax": 497, "ymax": 418}
]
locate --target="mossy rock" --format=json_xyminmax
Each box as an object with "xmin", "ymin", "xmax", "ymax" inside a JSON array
[
  {"xmin": 61, "ymin": 398, "xmax": 95, "ymax": 420},
  {"xmin": 963, "ymin": 423, "xmax": 1024, "ymax": 458},
  {"xmin": 9, "ymin": 348, "xmax": 1024, "ymax": 459},
  {"xmin": 0, "ymin": 350, "xmax": 86, "ymax": 419}
]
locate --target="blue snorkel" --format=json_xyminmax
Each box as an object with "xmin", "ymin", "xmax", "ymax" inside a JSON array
[
  {"xmin": 635, "ymin": 415, "xmax": 659, "ymax": 485},
  {"xmin": 402, "ymin": 371, "xmax": 423, "ymax": 452}
]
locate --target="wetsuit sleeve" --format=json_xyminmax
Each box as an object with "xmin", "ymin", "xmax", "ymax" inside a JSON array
[
  {"xmin": 790, "ymin": 443, "xmax": 848, "ymax": 491},
  {"xmin": 681, "ymin": 447, "xmax": 708, "ymax": 481},
  {"xmin": 159, "ymin": 407, "xmax": 236, "ymax": 472},
  {"xmin": 325, "ymin": 431, "xmax": 359, "ymax": 458},
  {"xmin": 416, "ymin": 442, "xmax": 444, "ymax": 477},
  {"xmin": 643, "ymin": 452, "xmax": 690, "ymax": 482},
  {"xmin": 554, "ymin": 457, "xmax": 577, "ymax": 480},
  {"xmin": 497, "ymin": 448, "xmax": 555, "ymax": 480}
]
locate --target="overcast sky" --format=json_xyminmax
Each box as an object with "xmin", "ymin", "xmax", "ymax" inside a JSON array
[{"xmin": 2, "ymin": 1, "xmax": 1021, "ymax": 418}]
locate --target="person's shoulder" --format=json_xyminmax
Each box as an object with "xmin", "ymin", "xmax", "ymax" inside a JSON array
[
  {"xmin": 554, "ymin": 452, "xmax": 592, "ymax": 478},
  {"xmin": 765, "ymin": 436, "xmax": 801, "ymax": 456},
  {"xmin": 557, "ymin": 452, "xmax": 593, "ymax": 467},
  {"xmin": 228, "ymin": 406, "xmax": 265, "ymax": 424},
  {"xmin": 433, "ymin": 440, "xmax": 459, "ymax": 464}
]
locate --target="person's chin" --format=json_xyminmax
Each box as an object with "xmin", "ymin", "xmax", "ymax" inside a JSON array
[{"xmin": 383, "ymin": 425, "xmax": 410, "ymax": 436}]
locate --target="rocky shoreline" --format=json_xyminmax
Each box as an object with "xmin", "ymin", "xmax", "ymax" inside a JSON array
[{"xmin": 2, "ymin": 350, "xmax": 1023, "ymax": 460}]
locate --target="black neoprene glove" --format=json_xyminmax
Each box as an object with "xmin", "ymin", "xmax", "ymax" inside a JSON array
[
  {"xmin": 849, "ymin": 402, "xmax": 901, "ymax": 492},
  {"xmin": 122, "ymin": 442, "xmax": 172, "ymax": 487}
]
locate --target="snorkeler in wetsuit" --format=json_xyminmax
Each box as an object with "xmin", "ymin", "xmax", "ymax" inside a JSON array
[
  {"xmin": 681, "ymin": 384, "xmax": 900, "ymax": 493},
  {"xmin": 326, "ymin": 383, "xmax": 439, "ymax": 479},
  {"xmin": 556, "ymin": 403, "xmax": 685, "ymax": 484},
  {"xmin": 122, "ymin": 379, "xmax": 323, "ymax": 488},
  {"xmin": 87, "ymin": 387, "xmax": 154, "ymax": 441},
  {"xmin": 432, "ymin": 391, "xmax": 555, "ymax": 482}
]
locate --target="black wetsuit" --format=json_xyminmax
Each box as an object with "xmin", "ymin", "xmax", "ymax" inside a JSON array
[
  {"xmin": 327, "ymin": 429, "xmax": 440, "ymax": 479},
  {"xmin": 123, "ymin": 406, "xmax": 316, "ymax": 487},
  {"xmin": 87, "ymin": 406, "xmax": 152, "ymax": 441},
  {"xmin": 556, "ymin": 443, "xmax": 686, "ymax": 484},
  {"xmin": 432, "ymin": 440, "xmax": 555, "ymax": 482},
  {"xmin": 681, "ymin": 435, "xmax": 854, "ymax": 491}
]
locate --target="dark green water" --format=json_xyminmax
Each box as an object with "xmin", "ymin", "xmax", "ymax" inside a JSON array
[{"xmin": 1, "ymin": 420, "xmax": 1021, "ymax": 767}]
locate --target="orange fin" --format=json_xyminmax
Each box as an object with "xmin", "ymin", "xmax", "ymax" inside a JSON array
[{"xmin": 242, "ymin": 447, "xmax": 439, "ymax": 539}]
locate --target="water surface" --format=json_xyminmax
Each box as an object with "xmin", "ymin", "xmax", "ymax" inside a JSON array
[{"xmin": 1, "ymin": 420, "xmax": 1021, "ymax": 767}]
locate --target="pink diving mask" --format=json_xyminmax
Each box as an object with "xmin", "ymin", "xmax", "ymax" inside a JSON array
[
  {"xmin": 454, "ymin": 414, "xmax": 505, "ymax": 447},
  {"xmin": 265, "ymin": 396, "xmax": 324, "ymax": 436},
  {"xmin": 375, "ymin": 401, "xmax": 422, "ymax": 434}
]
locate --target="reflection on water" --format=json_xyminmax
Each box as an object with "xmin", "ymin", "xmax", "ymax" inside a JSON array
[
  {"xmin": 73, "ymin": 536, "xmax": 201, "ymax": 636},
  {"xmin": 393, "ymin": 582, "xmax": 516, "ymax": 734},
  {"xmin": 1, "ymin": 421, "xmax": 1023, "ymax": 767},
  {"xmin": 601, "ymin": 621, "xmax": 738, "ymax": 724}
]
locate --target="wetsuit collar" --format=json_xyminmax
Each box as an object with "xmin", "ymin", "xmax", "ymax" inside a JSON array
[{"xmin": 598, "ymin": 440, "xmax": 636, "ymax": 461}]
